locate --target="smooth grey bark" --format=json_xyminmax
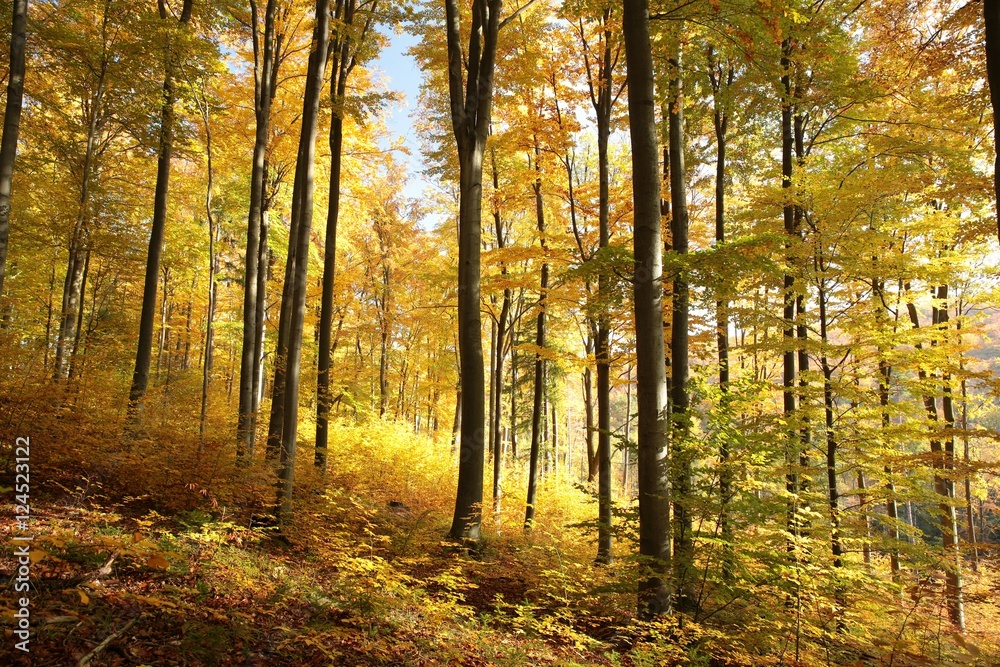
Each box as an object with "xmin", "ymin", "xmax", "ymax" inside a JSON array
[
  {"xmin": 126, "ymin": 0, "xmax": 193, "ymax": 428},
  {"xmin": 624, "ymin": 0, "xmax": 671, "ymax": 617},
  {"xmin": 0, "ymin": 0, "xmax": 26, "ymax": 307},
  {"xmin": 275, "ymin": 0, "xmax": 332, "ymax": 520},
  {"xmin": 444, "ymin": 0, "xmax": 504, "ymax": 542},
  {"xmin": 524, "ymin": 141, "xmax": 548, "ymax": 532},
  {"xmin": 238, "ymin": 0, "xmax": 279, "ymax": 461}
]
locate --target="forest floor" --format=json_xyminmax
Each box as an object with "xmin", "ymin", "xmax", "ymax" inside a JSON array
[{"xmin": 2, "ymin": 418, "xmax": 999, "ymax": 666}]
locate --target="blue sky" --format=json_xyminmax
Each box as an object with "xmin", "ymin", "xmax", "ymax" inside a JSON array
[{"xmin": 372, "ymin": 29, "xmax": 429, "ymax": 205}]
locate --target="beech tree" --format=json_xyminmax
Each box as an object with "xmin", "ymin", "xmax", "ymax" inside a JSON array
[
  {"xmin": 275, "ymin": 0, "xmax": 332, "ymax": 519},
  {"xmin": 623, "ymin": 0, "xmax": 671, "ymax": 616},
  {"xmin": 237, "ymin": 0, "xmax": 279, "ymax": 461},
  {"xmin": 126, "ymin": 0, "xmax": 194, "ymax": 427},
  {"xmin": 441, "ymin": 0, "xmax": 501, "ymax": 541},
  {"xmin": 0, "ymin": 0, "xmax": 26, "ymax": 307}
]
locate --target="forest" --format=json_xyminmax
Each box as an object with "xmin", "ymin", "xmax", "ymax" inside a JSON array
[{"xmin": 1, "ymin": 0, "xmax": 1000, "ymax": 664}]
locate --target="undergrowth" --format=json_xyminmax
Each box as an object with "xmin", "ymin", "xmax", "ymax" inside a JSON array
[{"xmin": 1, "ymin": 397, "xmax": 998, "ymax": 665}]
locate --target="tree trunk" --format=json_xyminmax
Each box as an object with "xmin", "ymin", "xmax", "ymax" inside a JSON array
[
  {"xmin": 879, "ymin": 356, "xmax": 901, "ymax": 577},
  {"xmin": 444, "ymin": 0, "xmax": 503, "ymax": 543},
  {"xmin": 960, "ymin": 375, "xmax": 979, "ymax": 572},
  {"xmin": 67, "ymin": 249, "xmax": 91, "ymax": 382},
  {"xmin": 275, "ymin": 0, "xmax": 331, "ymax": 521},
  {"xmin": 583, "ymin": 350, "xmax": 597, "ymax": 481},
  {"xmin": 780, "ymin": 37, "xmax": 800, "ymax": 546},
  {"xmin": 491, "ymin": 149, "xmax": 509, "ymax": 514},
  {"xmin": 238, "ymin": 0, "xmax": 278, "ymax": 461},
  {"xmin": 251, "ymin": 186, "xmax": 270, "ymax": 432},
  {"xmin": 199, "ymin": 94, "xmax": 217, "ymax": 449},
  {"xmin": 935, "ymin": 286, "xmax": 965, "ymax": 631},
  {"xmin": 318, "ymin": 0, "xmax": 369, "ymax": 470},
  {"xmin": 906, "ymin": 287, "xmax": 964, "ymax": 630},
  {"xmin": 985, "ymin": 0, "xmax": 1000, "ymax": 236},
  {"xmin": 624, "ymin": 0, "xmax": 671, "ymax": 616},
  {"xmin": 56, "ymin": 67, "xmax": 106, "ymax": 381},
  {"xmin": 667, "ymin": 43, "xmax": 693, "ymax": 611},
  {"xmin": 593, "ymin": 12, "xmax": 615, "ymax": 565},
  {"xmin": 0, "ymin": 0, "xmax": 27, "ymax": 307},
  {"xmin": 451, "ymin": 385, "xmax": 462, "ymax": 451},
  {"xmin": 156, "ymin": 266, "xmax": 169, "ymax": 379},
  {"xmin": 126, "ymin": 0, "xmax": 193, "ymax": 429},
  {"xmin": 524, "ymin": 141, "xmax": 548, "ymax": 532},
  {"xmin": 623, "ymin": 364, "xmax": 632, "ymax": 492},
  {"xmin": 708, "ymin": 47, "xmax": 733, "ymax": 579},
  {"xmin": 266, "ymin": 149, "xmax": 304, "ymax": 460},
  {"xmin": 818, "ymin": 277, "xmax": 844, "ymax": 626}
]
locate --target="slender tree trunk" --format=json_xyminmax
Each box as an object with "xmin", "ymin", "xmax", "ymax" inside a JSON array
[
  {"xmin": 960, "ymin": 375, "xmax": 979, "ymax": 571},
  {"xmin": 879, "ymin": 356, "xmax": 901, "ymax": 577},
  {"xmin": 444, "ymin": 0, "xmax": 503, "ymax": 542},
  {"xmin": 624, "ymin": 0, "xmax": 671, "ymax": 616},
  {"xmin": 780, "ymin": 37, "xmax": 799, "ymax": 545},
  {"xmin": 595, "ymin": 83, "xmax": 614, "ymax": 567},
  {"xmin": 0, "ymin": 0, "xmax": 27, "ymax": 307},
  {"xmin": 906, "ymin": 287, "xmax": 964, "ymax": 630},
  {"xmin": 275, "ymin": 0, "xmax": 331, "ymax": 520},
  {"xmin": 985, "ymin": 0, "xmax": 1000, "ymax": 236},
  {"xmin": 935, "ymin": 285, "xmax": 965, "ymax": 631},
  {"xmin": 491, "ymin": 150, "xmax": 509, "ymax": 513},
  {"xmin": 251, "ymin": 189, "xmax": 270, "ymax": 432},
  {"xmin": 818, "ymin": 277, "xmax": 844, "ymax": 626},
  {"xmin": 127, "ymin": 0, "xmax": 193, "ymax": 429},
  {"xmin": 56, "ymin": 69, "xmax": 105, "ymax": 381},
  {"xmin": 525, "ymin": 141, "xmax": 548, "ymax": 532},
  {"xmin": 238, "ymin": 0, "xmax": 278, "ymax": 460},
  {"xmin": 451, "ymin": 385, "xmax": 462, "ymax": 451},
  {"xmin": 156, "ymin": 266, "xmax": 169, "ymax": 378},
  {"xmin": 183, "ymin": 283, "xmax": 193, "ymax": 370},
  {"xmin": 67, "ymin": 249, "xmax": 91, "ymax": 382},
  {"xmin": 318, "ymin": 0, "xmax": 369, "ymax": 470},
  {"xmin": 583, "ymin": 349, "xmax": 597, "ymax": 481},
  {"xmin": 510, "ymin": 342, "xmax": 518, "ymax": 456},
  {"xmin": 667, "ymin": 43, "xmax": 694, "ymax": 611},
  {"xmin": 266, "ymin": 155, "xmax": 304, "ymax": 459},
  {"xmin": 623, "ymin": 363, "xmax": 632, "ymax": 492},
  {"xmin": 44, "ymin": 257, "xmax": 56, "ymax": 371},
  {"xmin": 708, "ymin": 47, "xmax": 733, "ymax": 579},
  {"xmin": 794, "ymin": 97, "xmax": 811, "ymax": 522},
  {"xmin": 488, "ymin": 316, "xmax": 496, "ymax": 454},
  {"xmin": 199, "ymin": 96, "xmax": 217, "ymax": 449}
]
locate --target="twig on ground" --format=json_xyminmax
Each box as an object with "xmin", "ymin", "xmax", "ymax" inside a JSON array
[{"xmin": 77, "ymin": 615, "xmax": 140, "ymax": 667}]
